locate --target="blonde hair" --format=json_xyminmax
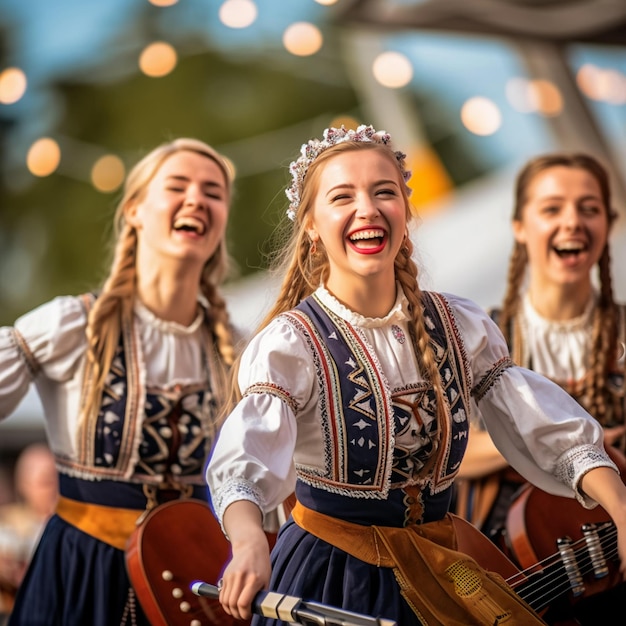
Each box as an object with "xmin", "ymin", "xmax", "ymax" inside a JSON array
[
  {"xmin": 81, "ymin": 138, "xmax": 236, "ymax": 428},
  {"xmin": 499, "ymin": 153, "xmax": 621, "ymax": 425},
  {"xmin": 225, "ymin": 140, "xmax": 449, "ymax": 430}
]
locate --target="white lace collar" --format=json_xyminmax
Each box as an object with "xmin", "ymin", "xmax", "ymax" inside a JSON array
[
  {"xmin": 134, "ymin": 299, "xmax": 205, "ymax": 335},
  {"xmin": 314, "ymin": 284, "xmax": 409, "ymax": 328}
]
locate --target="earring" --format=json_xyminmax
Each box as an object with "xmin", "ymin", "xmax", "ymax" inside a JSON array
[{"xmin": 310, "ymin": 239, "xmax": 318, "ymax": 255}]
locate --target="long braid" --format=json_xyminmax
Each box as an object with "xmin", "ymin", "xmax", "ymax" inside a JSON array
[
  {"xmin": 395, "ymin": 236, "xmax": 448, "ymax": 427},
  {"xmin": 82, "ymin": 223, "xmax": 137, "ymax": 427},
  {"xmin": 588, "ymin": 245, "xmax": 620, "ymax": 425},
  {"xmin": 498, "ymin": 243, "xmax": 527, "ymax": 356}
]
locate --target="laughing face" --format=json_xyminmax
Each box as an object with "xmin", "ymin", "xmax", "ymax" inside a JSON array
[
  {"xmin": 513, "ymin": 165, "xmax": 610, "ymax": 290},
  {"xmin": 126, "ymin": 149, "xmax": 229, "ymax": 269},
  {"xmin": 306, "ymin": 148, "xmax": 407, "ymax": 296}
]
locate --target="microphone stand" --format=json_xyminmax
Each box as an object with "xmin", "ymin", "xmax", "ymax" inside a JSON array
[{"xmin": 191, "ymin": 581, "xmax": 397, "ymax": 626}]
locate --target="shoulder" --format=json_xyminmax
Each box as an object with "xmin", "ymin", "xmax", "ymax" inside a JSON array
[{"xmin": 15, "ymin": 295, "xmax": 90, "ymax": 333}]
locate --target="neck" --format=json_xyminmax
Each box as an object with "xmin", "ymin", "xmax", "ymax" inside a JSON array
[
  {"xmin": 136, "ymin": 264, "xmax": 203, "ymax": 326},
  {"xmin": 526, "ymin": 281, "xmax": 594, "ymax": 321},
  {"xmin": 325, "ymin": 273, "xmax": 397, "ymax": 319}
]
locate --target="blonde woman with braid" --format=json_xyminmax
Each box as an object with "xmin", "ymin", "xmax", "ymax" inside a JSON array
[
  {"xmin": 0, "ymin": 137, "xmax": 237, "ymax": 626},
  {"xmin": 206, "ymin": 127, "xmax": 626, "ymax": 626},
  {"xmin": 456, "ymin": 152, "xmax": 626, "ymax": 624}
]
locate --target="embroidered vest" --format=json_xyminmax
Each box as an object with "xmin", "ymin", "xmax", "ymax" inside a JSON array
[
  {"xmin": 282, "ymin": 291, "xmax": 472, "ymax": 504},
  {"xmin": 56, "ymin": 295, "xmax": 222, "ymax": 484}
]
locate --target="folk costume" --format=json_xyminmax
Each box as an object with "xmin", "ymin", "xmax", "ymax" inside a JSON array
[
  {"xmin": 208, "ymin": 285, "xmax": 616, "ymax": 626},
  {"xmin": 456, "ymin": 292, "xmax": 626, "ymax": 538},
  {"xmin": 0, "ymin": 294, "xmax": 225, "ymax": 626}
]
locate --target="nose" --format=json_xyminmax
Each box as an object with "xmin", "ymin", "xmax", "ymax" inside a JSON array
[
  {"xmin": 184, "ymin": 184, "xmax": 205, "ymax": 208},
  {"xmin": 562, "ymin": 203, "xmax": 582, "ymax": 230},
  {"xmin": 355, "ymin": 193, "xmax": 380, "ymax": 219}
]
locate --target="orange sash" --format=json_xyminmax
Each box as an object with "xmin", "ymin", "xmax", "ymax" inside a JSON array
[
  {"xmin": 56, "ymin": 496, "xmax": 143, "ymax": 550},
  {"xmin": 292, "ymin": 501, "xmax": 546, "ymax": 625}
]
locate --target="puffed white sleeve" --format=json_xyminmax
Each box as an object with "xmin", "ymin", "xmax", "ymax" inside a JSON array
[
  {"xmin": 0, "ymin": 296, "xmax": 89, "ymax": 419},
  {"xmin": 446, "ymin": 293, "xmax": 616, "ymax": 508},
  {"xmin": 207, "ymin": 316, "xmax": 316, "ymax": 525}
]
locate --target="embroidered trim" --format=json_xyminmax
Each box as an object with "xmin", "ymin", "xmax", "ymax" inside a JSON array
[
  {"xmin": 553, "ymin": 443, "xmax": 617, "ymax": 507},
  {"xmin": 471, "ymin": 356, "xmax": 514, "ymax": 403},
  {"xmin": 11, "ymin": 328, "xmax": 40, "ymax": 377},
  {"xmin": 243, "ymin": 382, "xmax": 299, "ymax": 414},
  {"xmin": 213, "ymin": 477, "xmax": 265, "ymax": 528},
  {"xmin": 283, "ymin": 298, "xmax": 395, "ymax": 499}
]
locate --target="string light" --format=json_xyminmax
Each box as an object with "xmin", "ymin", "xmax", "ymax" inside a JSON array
[
  {"xmin": 372, "ymin": 52, "xmax": 413, "ymax": 89},
  {"xmin": 219, "ymin": 0, "xmax": 257, "ymax": 29},
  {"xmin": 26, "ymin": 138, "xmax": 61, "ymax": 177},
  {"xmin": 0, "ymin": 67, "xmax": 27, "ymax": 104},
  {"xmin": 283, "ymin": 22, "xmax": 323, "ymax": 56},
  {"xmin": 460, "ymin": 97, "xmax": 502, "ymax": 136},
  {"xmin": 91, "ymin": 155, "xmax": 125, "ymax": 192},
  {"xmin": 139, "ymin": 42, "xmax": 177, "ymax": 77}
]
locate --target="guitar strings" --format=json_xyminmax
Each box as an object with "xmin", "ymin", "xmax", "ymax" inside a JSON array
[{"xmin": 503, "ymin": 522, "xmax": 618, "ymax": 611}]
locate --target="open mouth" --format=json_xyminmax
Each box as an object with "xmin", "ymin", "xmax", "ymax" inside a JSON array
[
  {"xmin": 553, "ymin": 241, "xmax": 587, "ymax": 259},
  {"xmin": 348, "ymin": 228, "xmax": 386, "ymax": 249},
  {"xmin": 173, "ymin": 216, "xmax": 206, "ymax": 236}
]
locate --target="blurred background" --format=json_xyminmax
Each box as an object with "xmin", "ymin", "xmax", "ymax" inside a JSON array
[{"xmin": 0, "ymin": 0, "xmax": 625, "ymax": 460}]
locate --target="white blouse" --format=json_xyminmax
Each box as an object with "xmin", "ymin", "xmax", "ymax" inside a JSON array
[
  {"xmin": 518, "ymin": 292, "xmax": 625, "ymax": 382},
  {"xmin": 0, "ymin": 295, "xmax": 210, "ymax": 460},
  {"xmin": 207, "ymin": 286, "xmax": 613, "ymax": 523}
]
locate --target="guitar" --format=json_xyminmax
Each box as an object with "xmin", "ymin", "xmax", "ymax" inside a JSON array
[
  {"xmin": 125, "ymin": 497, "xmax": 620, "ymax": 625},
  {"xmin": 125, "ymin": 498, "xmax": 277, "ymax": 626},
  {"xmin": 452, "ymin": 511, "xmax": 620, "ymax": 616}
]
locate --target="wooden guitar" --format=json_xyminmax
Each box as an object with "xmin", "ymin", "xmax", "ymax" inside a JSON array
[
  {"xmin": 125, "ymin": 498, "xmax": 277, "ymax": 626},
  {"xmin": 125, "ymin": 496, "xmax": 620, "ymax": 625}
]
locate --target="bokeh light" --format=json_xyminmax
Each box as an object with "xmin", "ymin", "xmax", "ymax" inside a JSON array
[
  {"xmin": 506, "ymin": 77, "xmax": 535, "ymax": 113},
  {"xmin": 147, "ymin": 0, "xmax": 178, "ymax": 5},
  {"xmin": 460, "ymin": 97, "xmax": 502, "ymax": 136},
  {"xmin": 283, "ymin": 22, "xmax": 323, "ymax": 56},
  {"xmin": 139, "ymin": 42, "xmax": 177, "ymax": 77},
  {"xmin": 314, "ymin": 0, "xmax": 339, "ymax": 4},
  {"xmin": 91, "ymin": 155, "xmax": 126, "ymax": 193},
  {"xmin": 577, "ymin": 64, "xmax": 626, "ymax": 105},
  {"xmin": 26, "ymin": 138, "xmax": 61, "ymax": 177},
  {"xmin": 0, "ymin": 67, "xmax": 27, "ymax": 104},
  {"xmin": 372, "ymin": 52, "xmax": 413, "ymax": 89},
  {"xmin": 530, "ymin": 79, "xmax": 563, "ymax": 116},
  {"xmin": 219, "ymin": 0, "xmax": 258, "ymax": 29}
]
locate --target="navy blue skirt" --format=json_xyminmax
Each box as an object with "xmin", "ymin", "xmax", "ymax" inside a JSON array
[
  {"xmin": 251, "ymin": 517, "xmax": 421, "ymax": 626},
  {"xmin": 8, "ymin": 476, "xmax": 211, "ymax": 626},
  {"xmin": 8, "ymin": 514, "xmax": 151, "ymax": 626}
]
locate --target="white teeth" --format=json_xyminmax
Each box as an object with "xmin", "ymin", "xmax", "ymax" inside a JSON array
[
  {"xmin": 555, "ymin": 241, "xmax": 585, "ymax": 252},
  {"xmin": 350, "ymin": 229, "xmax": 384, "ymax": 241},
  {"xmin": 173, "ymin": 216, "xmax": 205, "ymax": 235}
]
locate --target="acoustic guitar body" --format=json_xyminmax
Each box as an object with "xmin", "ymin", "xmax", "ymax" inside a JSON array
[{"xmin": 125, "ymin": 499, "xmax": 250, "ymax": 626}]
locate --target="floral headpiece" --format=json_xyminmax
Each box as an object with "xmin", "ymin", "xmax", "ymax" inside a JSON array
[{"xmin": 285, "ymin": 124, "xmax": 412, "ymax": 221}]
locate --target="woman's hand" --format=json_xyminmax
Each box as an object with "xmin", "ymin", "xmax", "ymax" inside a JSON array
[
  {"xmin": 580, "ymin": 466, "xmax": 626, "ymax": 578},
  {"xmin": 219, "ymin": 501, "xmax": 272, "ymax": 621}
]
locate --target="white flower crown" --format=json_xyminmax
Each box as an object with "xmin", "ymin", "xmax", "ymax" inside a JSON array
[{"xmin": 285, "ymin": 124, "xmax": 412, "ymax": 221}]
